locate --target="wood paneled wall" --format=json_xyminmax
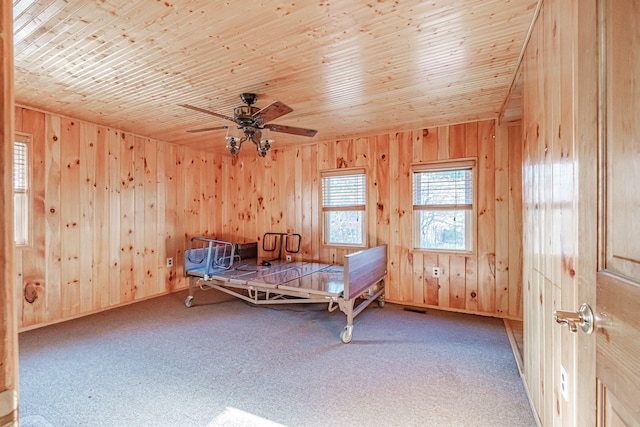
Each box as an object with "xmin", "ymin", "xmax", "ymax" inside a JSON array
[
  {"xmin": 15, "ymin": 106, "xmax": 523, "ymax": 330},
  {"xmin": 521, "ymin": 0, "xmax": 598, "ymax": 425},
  {"xmin": 203, "ymin": 119, "xmax": 523, "ymax": 320},
  {"xmin": 312, "ymin": 122, "xmax": 524, "ymax": 318},
  {"xmin": 14, "ymin": 107, "xmax": 222, "ymax": 328}
]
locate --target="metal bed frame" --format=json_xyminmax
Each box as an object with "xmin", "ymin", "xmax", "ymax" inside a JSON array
[{"xmin": 183, "ymin": 233, "xmax": 387, "ymax": 343}]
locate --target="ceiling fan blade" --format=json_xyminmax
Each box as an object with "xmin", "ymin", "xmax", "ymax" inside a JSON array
[
  {"xmin": 254, "ymin": 101, "xmax": 293, "ymax": 123},
  {"xmin": 265, "ymin": 123, "xmax": 318, "ymax": 137},
  {"xmin": 187, "ymin": 126, "xmax": 228, "ymax": 133},
  {"xmin": 178, "ymin": 103, "xmax": 235, "ymax": 122}
]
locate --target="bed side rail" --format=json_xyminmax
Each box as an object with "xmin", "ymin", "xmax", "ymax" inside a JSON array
[
  {"xmin": 183, "ymin": 238, "xmax": 236, "ymax": 277},
  {"xmin": 343, "ymin": 244, "xmax": 387, "ymax": 300},
  {"xmin": 262, "ymin": 232, "xmax": 301, "ymax": 261}
]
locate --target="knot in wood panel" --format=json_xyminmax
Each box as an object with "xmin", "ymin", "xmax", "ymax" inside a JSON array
[{"xmin": 24, "ymin": 282, "xmax": 41, "ymax": 304}]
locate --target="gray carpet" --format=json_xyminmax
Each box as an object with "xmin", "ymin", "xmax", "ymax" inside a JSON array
[{"xmin": 19, "ymin": 289, "xmax": 535, "ymax": 426}]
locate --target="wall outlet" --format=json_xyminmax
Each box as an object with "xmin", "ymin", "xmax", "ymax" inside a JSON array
[
  {"xmin": 560, "ymin": 364, "xmax": 569, "ymax": 402},
  {"xmin": 432, "ymin": 267, "xmax": 440, "ymax": 278},
  {"xmin": 166, "ymin": 257, "xmax": 173, "ymax": 268},
  {"xmin": 286, "ymin": 255, "xmax": 292, "ymax": 262}
]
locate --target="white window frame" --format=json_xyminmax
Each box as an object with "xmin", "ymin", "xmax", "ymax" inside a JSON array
[
  {"xmin": 321, "ymin": 168, "xmax": 367, "ymax": 248},
  {"xmin": 14, "ymin": 133, "xmax": 32, "ymax": 248},
  {"xmin": 411, "ymin": 159, "xmax": 476, "ymax": 254}
]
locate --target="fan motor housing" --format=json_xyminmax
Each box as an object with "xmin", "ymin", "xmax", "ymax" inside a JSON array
[{"xmin": 234, "ymin": 105, "xmax": 260, "ymax": 126}]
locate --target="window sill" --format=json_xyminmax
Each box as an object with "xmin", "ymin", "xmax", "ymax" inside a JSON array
[
  {"xmin": 323, "ymin": 243, "xmax": 368, "ymax": 250},
  {"xmin": 411, "ymin": 248, "xmax": 475, "ymax": 256}
]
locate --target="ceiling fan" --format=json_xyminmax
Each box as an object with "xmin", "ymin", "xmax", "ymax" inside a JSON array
[{"xmin": 179, "ymin": 93, "xmax": 317, "ymax": 157}]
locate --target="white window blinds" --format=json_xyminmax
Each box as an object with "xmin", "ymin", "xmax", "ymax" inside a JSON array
[
  {"xmin": 14, "ymin": 142, "xmax": 28, "ymax": 193},
  {"xmin": 322, "ymin": 172, "xmax": 366, "ymax": 209},
  {"xmin": 14, "ymin": 137, "xmax": 30, "ymax": 246},
  {"xmin": 413, "ymin": 167, "xmax": 472, "ymax": 208}
]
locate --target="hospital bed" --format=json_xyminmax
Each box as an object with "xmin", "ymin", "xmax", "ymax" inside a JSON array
[{"xmin": 183, "ymin": 233, "xmax": 387, "ymax": 343}]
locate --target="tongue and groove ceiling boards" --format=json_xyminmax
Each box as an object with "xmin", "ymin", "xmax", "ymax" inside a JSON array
[{"xmin": 13, "ymin": 0, "xmax": 537, "ymax": 153}]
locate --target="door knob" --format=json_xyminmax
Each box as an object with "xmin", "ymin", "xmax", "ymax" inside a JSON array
[{"xmin": 553, "ymin": 303, "xmax": 594, "ymax": 334}]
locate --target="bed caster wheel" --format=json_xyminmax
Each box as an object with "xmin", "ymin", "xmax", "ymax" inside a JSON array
[
  {"xmin": 185, "ymin": 296, "xmax": 194, "ymax": 308},
  {"xmin": 340, "ymin": 326, "xmax": 353, "ymax": 344},
  {"xmin": 378, "ymin": 295, "xmax": 385, "ymax": 308}
]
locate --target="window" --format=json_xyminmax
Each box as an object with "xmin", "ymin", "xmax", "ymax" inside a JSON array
[
  {"xmin": 412, "ymin": 159, "xmax": 475, "ymax": 252},
  {"xmin": 321, "ymin": 169, "xmax": 366, "ymax": 246},
  {"xmin": 14, "ymin": 134, "xmax": 31, "ymax": 247}
]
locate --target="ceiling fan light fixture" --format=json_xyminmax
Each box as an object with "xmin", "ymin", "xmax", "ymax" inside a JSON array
[
  {"xmin": 225, "ymin": 126, "xmax": 243, "ymax": 156},
  {"xmin": 225, "ymin": 125, "xmax": 242, "ymax": 142},
  {"xmin": 256, "ymin": 128, "xmax": 273, "ymax": 157},
  {"xmin": 180, "ymin": 93, "xmax": 317, "ymax": 158},
  {"xmin": 259, "ymin": 128, "xmax": 274, "ymax": 145}
]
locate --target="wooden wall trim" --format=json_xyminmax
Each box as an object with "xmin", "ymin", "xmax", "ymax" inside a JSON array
[
  {"xmin": 1, "ymin": 0, "xmax": 19, "ymax": 422},
  {"xmin": 0, "ymin": 390, "xmax": 17, "ymax": 424},
  {"xmin": 499, "ymin": 0, "xmax": 544, "ymax": 124}
]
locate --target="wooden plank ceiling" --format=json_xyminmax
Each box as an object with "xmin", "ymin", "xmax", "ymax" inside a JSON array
[{"xmin": 13, "ymin": 0, "xmax": 536, "ymax": 154}]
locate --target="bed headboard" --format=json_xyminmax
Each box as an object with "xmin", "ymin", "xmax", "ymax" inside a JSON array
[{"xmin": 343, "ymin": 244, "xmax": 387, "ymax": 300}]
